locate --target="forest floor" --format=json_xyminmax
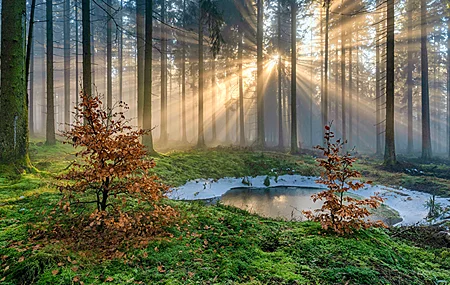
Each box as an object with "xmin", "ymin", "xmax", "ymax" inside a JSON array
[{"xmin": 0, "ymin": 141, "xmax": 449, "ymax": 284}]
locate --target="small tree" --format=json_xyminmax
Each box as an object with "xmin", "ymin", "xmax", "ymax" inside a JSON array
[
  {"xmin": 303, "ymin": 125, "xmax": 386, "ymax": 235},
  {"xmin": 57, "ymin": 93, "xmax": 176, "ymax": 239}
]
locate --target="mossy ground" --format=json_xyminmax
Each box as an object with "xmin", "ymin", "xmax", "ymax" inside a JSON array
[{"xmin": 0, "ymin": 141, "xmax": 449, "ymax": 284}]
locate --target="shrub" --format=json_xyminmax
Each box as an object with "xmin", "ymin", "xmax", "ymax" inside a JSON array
[
  {"xmin": 303, "ymin": 125, "xmax": 386, "ymax": 235},
  {"xmin": 55, "ymin": 93, "xmax": 177, "ymax": 249}
]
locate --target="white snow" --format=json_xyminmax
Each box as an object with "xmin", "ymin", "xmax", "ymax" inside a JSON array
[{"xmin": 170, "ymin": 174, "xmax": 450, "ymax": 226}]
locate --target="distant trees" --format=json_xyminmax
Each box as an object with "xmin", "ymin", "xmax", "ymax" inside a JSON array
[{"xmin": 0, "ymin": 0, "xmax": 29, "ymax": 167}]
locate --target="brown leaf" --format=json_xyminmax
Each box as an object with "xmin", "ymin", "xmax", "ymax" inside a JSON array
[
  {"xmin": 18, "ymin": 256, "xmax": 24, "ymax": 263},
  {"xmin": 105, "ymin": 276, "xmax": 114, "ymax": 282},
  {"xmin": 51, "ymin": 269, "xmax": 59, "ymax": 276},
  {"xmin": 73, "ymin": 276, "xmax": 80, "ymax": 282}
]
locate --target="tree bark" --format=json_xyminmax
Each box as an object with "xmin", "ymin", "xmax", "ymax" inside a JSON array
[
  {"xmin": 239, "ymin": 29, "xmax": 245, "ymax": 146},
  {"xmin": 384, "ymin": 0, "xmax": 396, "ymax": 165},
  {"xmin": 278, "ymin": 0, "xmax": 283, "ymax": 148},
  {"xmin": 375, "ymin": 0, "xmax": 381, "ymax": 155},
  {"xmin": 181, "ymin": 0, "xmax": 187, "ymax": 142},
  {"xmin": 107, "ymin": 0, "xmax": 112, "ymax": 110},
  {"xmin": 256, "ymin": 0, "xmax": 265, "ymax": 148},
  {"xmin": 421, "ymin": 0, "xmax": 432, "ymax": 159},
  {"xmin": 407, "ymin": 0, "xmax": 414, "ymax": 153},
  {"xmin": 46, "ymin": 0, "xmax": 56, "ymax": 145},
  {"xmin": 137, "ymin": 0, "xmax": 145, "ymax": 128},
  {"xmin": 160, "ymin": 0, "xmax": 168, "ymax": 143},
  {"xmin": 0, "ymin": 0, "xmax": 29, "ymax": 166},
  {"xmin": 82, "ymin": 0, "xmax": 92, "ymax": 97},
  {"xmin": 197, "ymin": 1, "xmax": 205, "ymax": 148},
  {"xmin": 64, "ymin": 0, "xmax": 70, "ymax": 129},
  {"xmin": 291, "ymin": 0, "xmax": 298, "ymax": 153},
  {"xmin": 143, "ymin": 0, "xmax": 155, "ymax": 152},
  {"xmin": 323, "ymin": 0, "xmax": 330, "ymax": 138}
]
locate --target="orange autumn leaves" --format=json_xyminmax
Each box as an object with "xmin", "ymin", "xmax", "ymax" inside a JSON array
[
  {"xmin": 54, "ymin": 92, "xmax": 177, "ymax": 252},
  {"xmin": 303, "ymin": 125, "xmax": 386, "ymax": 235}
]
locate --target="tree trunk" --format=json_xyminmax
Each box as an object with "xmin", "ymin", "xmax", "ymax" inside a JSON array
[
  {"xmin": 384, "ymin": 0, "xmax": 396, "ymax": 165},
  {"xmin": 256, "ymin": 0, "xmax": 265, "ymax": 148},
  {"xmin": 0, "ymin": 0, "xmax": 29, "ymax": 166},
  {"xmin": 239, "ymin": 29, "xmax": 245, "ymax": 146},
  {"xmin": 348, "ymin": 23, "xmax": 353, "ymax": 146},
  {"xmin": 82, "ymin": 0, "xmax": 92, "ymax": 97},
  {"xmin": 26, "ymin": 0, "xmax": 36, "ymax": 137},
  {"xmin": 340, "ymin": 7, "xmax": 346, "ymax": 146},
  {"xmin": 447, "ymin": 7, "xmax": 450, "ymax": 158},
  {"xmin": 160, "ymin": 0, "xmax": 168, "ymax": 143},
  {"xmin": 407, "ymin": 0, "xmax": 414, "ymax": 153},
  {"xmin": 356, "ymin": 27, "xmax": 360, "ymax": 147},
  {"xmin": 137, "ymin": 0, "xmax": 145, "ymax": 128},
  {"xmin": 29, "ymin": 37, "xmax": 34, "ymax": 136},
  {"xmin": 375, "ymin": 0, "xmax": 381, "ymax": 155},
  {"xmin": 278, "ymin": 0, "xmax": 283, "ymax": 148},
  {"xmin": 291, "ymin": 0, "xmax": 298, "ymax": 153},
  {"xmin": 46, "ymin": 0, "xmax": 55, "ymax": 145},
  {"xmin": 323, "ymin": 0, "xmax": 330, "ymax": 137},
  {"xmin": 119, "ymin": 0, "xmax": 123, "ymax": 104},
  {"xmin": 421, "ymin": 0, "xmax": 432, "ymax": 159},
  {"xmin": 197, "ymin": 1, "xmax": 205, "ymax": 148},
  {"xmin": 64, "ymin": 0, "xmax": 70, "ymax": 129},
  {"xmin": 211, "ymin": 58, "xmax": 217, "ymax": 142},
  {"xmin": 143, "ymin": 0, "xmax": 155, "ymax": 152},
  {"xmin": 75, "ymin": 1, "xmax": 79, "ymax": 116},
  {"xmin": 106, "ymin": 0, "xmax": 112, "ymax": 110},
  {"xmin": 181, "ymin": 0, "xmax": 187, "ymax": 142}
]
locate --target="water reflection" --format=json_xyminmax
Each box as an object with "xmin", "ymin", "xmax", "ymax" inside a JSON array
[{"xmin": 221, "ymin": 186, "xmax": 400, "ymax": 226}]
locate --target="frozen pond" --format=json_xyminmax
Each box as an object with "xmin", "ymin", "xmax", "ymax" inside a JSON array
[{"xmin": 170, "ymin": 174, "xmax": 450, "ymax": 226}]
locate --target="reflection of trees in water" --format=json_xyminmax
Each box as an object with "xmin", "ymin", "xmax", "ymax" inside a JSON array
[{"xmin": 221, "ymin": 187, "xmax": 323, "ymax": 220}]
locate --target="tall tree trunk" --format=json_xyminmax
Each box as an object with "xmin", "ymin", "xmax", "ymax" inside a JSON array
[
  {"xmin": 340, "ymin": 6, "xmax": 346, "ymax": 146},
  {"xmin": 323, "ymin": 0, "xmax": 330, "ymax": 135},
  {"xmin": 119, "ymin": 0, "xmax": 123, "ymax": 104},
  {"xmin": 356, "ymin": 27, "xmax": 360, "ymax": 147},
  {"xmin": 107, "ymin": 0, "xmax": 112, "ymax": 109},
  {"xmin": 160, "ymin": 0, "xmax": 168, "ymax": 143},
  {"xmin": 181, "ymin": 0, "xmax": 187, "ymax": 142},
  {"xmin": 0, "ymin": 0, "xmax": 29, "ymax": 166},
  {"xmin": 291, "ymin": 0, "xmax": 298, "ymax": 153},
  {"xmin": 46, "ymin": 0, "xmax": 55, "ymax": 145},
  {"xmin": 137, "ymin": 0, "xmax": 145, "ymax": 128},
  {"xmin": 349, "ymin": 24, "xmax": 353, "ymax": 146},
  {"xmin": 256, "ymin": 0, "xmax": 265, "ymax": 147},
  {"xmin": 26, "ymin": 0, "xmax": 37, "ymax": 136},
  {"xmin": 421, "ymin": 0, "xmax": 432, "ymax": 159},
  {"xmin": 143, "ymin": 0, "xmax": 155, "ymax": 152},
  {"xmin": 82, "ymin": 0, "xmax": 92, "ymax": 97},
  {"xmin": 375, "ymin": 0, "xmax": 381, "ymax": 155},
  {"xmin": 75, "ymin": 1, "xmax": 79, "ymax": 115},
  {"xmin": 384, "ymin": 0, "xmax": 396, "ymax": 165},
  {"xmin": 447, "ymin": 7, "xmax": 450, "ymax": 158},
  {"xmin": 277, "ymin": 0, "xmax": 283, "ymax": 148},
  {"xmin": 211, "ymin": 58, "xmax": 216, "ymax": 142},
  {"xmin": 64, "ymin": 0, "xmax": 70, "ymax": 129},
  {"xmin": 239, "ymin": 29, "xmax": 245, "ymax": 146},
  {"xmin": 29, "ymin": 37, "xmax": 34, "ymax": 136},
  {"xmin": 407, "ymin": 0, "xmax": 414, "ymax": 153},
  {"xmin": 197, "ymin": 1, "xmax": 205, "ymax": 148}
]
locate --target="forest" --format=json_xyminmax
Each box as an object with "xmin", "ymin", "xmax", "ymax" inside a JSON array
[{"xmin": 1, "ymin": 0, "xmax": 450, "ymax": 284}]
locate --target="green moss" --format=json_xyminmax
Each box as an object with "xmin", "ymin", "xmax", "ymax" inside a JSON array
[{"xmin": 1, "ymin": 146, "xmax": 450, "ymax": 284}]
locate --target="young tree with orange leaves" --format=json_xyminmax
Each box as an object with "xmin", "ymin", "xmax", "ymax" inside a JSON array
[{"xmin": 304, "ymin": 125, "xmax": 386, "ymax": 235}]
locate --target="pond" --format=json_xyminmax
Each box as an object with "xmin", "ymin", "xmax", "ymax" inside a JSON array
[{"xmin": 220, "ymin": 186, "xmax": 402, "ymax": 226}]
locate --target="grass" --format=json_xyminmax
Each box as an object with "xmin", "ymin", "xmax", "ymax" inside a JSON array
[{"xmin": 0, "ymin": 141, "xmax": 449, "ymax": 284}]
